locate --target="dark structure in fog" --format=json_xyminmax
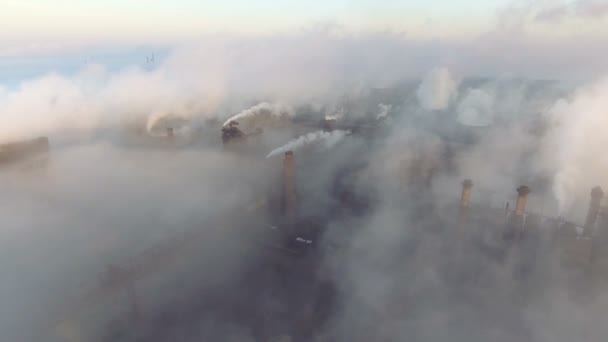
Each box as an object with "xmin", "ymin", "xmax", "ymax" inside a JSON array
[
  {"xmin": 47, "ymin": 105, "xmax": 608, "ymax": 342},
  {"xmin": 0, "ymin": 136, "xmax": 49, "ymax": 167}
]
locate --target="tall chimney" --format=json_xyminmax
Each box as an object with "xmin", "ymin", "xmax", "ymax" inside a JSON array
[
  {"xmin": 513, "ymin": 185, "xmax": 530, "ymax": 237},
  {"xmin": 166, "ymin": 127, "xmax": 174, "ymax": 140},
  {"xmin": 504, "ymin": 185, "xmax": 530, "ymax": 240},
  {"xmin": 458, "ymin": 179, "xmax": 473, "ymax": 236},
  {"xmin": 460, "ymin": 179, "xmax": 473, "ymax": 210},
  {"xmin": 283, "ymin": 151, "xmax": 297, "ymax": 225},
  {"xmin": 583, "ymin": 186, "xmax": 604, "ymax": 236},
  {"xmin": 515, "ymin": 185, "xmax": 530, "ymax": 218}
]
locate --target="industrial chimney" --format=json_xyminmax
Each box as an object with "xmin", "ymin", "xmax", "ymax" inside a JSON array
[
  {"xmin": 515, "ymin": 185, "xmax": 530, "ymax": 219},
  {"xmin": 583, "ymin": 186, "xmax": 604, "ymax": 236},
  {"xmin": 458, "ymin": 179, "xmax": 473, "ymax": 235},
  {"xmin": 166, "ymin": 127, "xmax": 174, "ymax": 140},
  {"xmin": 505, "ymin": 185, "xmax": 530, "ymax": 240},
  {"xmin": 283, "ymin": 151, "xmax": 297, "ymax": 227},
  {"xmin": 460, "ymin": 179, "xmax": 473, "ymax": 210}
]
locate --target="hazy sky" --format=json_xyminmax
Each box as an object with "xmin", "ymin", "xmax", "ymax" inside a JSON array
[
  {"xmin": 1, "ymin": 0, "xmax": 607, "ymax": 84},
  {"xmin": 0, "ymin": 0, "xmax": 498, "ymax": 38},
  {"xmin": 2, "ymin": 0, "xmax": 607, "ymax": 41}
]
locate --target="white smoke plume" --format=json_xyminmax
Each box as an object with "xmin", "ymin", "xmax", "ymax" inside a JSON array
[
  {"xmin": 544, "ymin": 76, "xmax": 608, "ymax": 217},
  {"xmin": 146, "ymin": 112, "xmax": 191, "ymax": 137},
  {"xmin": 222, "ymin": 102, "xmax": 294, "ymax": 131},
  {"xmin": 2, "ymin": 31, "xmax": 608, "ymax": 145},
  {"xmin": 266, "ymin": 130, "xmax": 348, "ymax": 158},
  {"xmin": 376, "ymin": 103, "xmax": 392, "ymax": 120},
  {"xmin": 456, "ymin": 78, "xmax": 559, "ymax": 127},
  {"xmin": 325, "ymin": 107, "xmax": 346, "ymax": 121},
  {"xmin": 0, "ymin": 62, "xmax": 218, "ymax": 144},
  {"xmin": 457, "ymin": 88, "xmax": 495, "ymax": 127},
  {"xmin": 416, "ymin": 67, "xmax": 458, "ymax": 111}
]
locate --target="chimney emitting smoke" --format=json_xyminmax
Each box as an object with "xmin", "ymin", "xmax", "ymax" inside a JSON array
[
  {"xmin": 283, "ymin": 151, "xmax": 297, "ymax": 228},
  {"xmin": 458, "ymin": 179, "xmax": 473, "ymax": 236},
  {"xmin": 584, "ymin": 186, "xmax": 604, "ymax": 236},
  {"xmin": 504, "ymin": 186, "xmax": 530, "ymax": 241}
]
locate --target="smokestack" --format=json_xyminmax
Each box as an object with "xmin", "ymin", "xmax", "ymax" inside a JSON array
[
  {"xmin": 504, "ymin": 186, "xmax": 530, "ymax": 240},
  {"xmin": 283, "ymin": 151, "xmax": 297, "ymax": 226},
  {"xmin": 515, "ymin": 185, "xmax": 530, "ymax": 218},
  {"xmin": 583, "ymin": 186, "xmax": 604, "ymax": 236},
  {"xmin": 458, "ymin": 179, "xmax": 473, "ymax": 236},
  {"xmin": 460, "ymin": 179, "xmax": 473, "ymax": 209},
  {"xmin": 166, "ymin": 127, "xmax": 174, "ymax": 140}
]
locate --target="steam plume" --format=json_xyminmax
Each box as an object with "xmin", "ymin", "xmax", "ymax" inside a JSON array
[
  {"xmin": 416, "ymin": 67, "xmax": 458, "ymax": 111},
  {"xmin": 266, "ymin": 130, "xmax": 348, "ymax": 158},
  {"xmin": 457, "ymin": 88, "xmax": 495, "ymax": 127},
  {"xmin": 146, "ymin": 112, "xmax": 190, "ymax": 136},
  {"xmin": 222, "ymin": 102, "xmax": 294, "ymax": 131},
  {"xmin": 325, "ymin": 108, "xmax": 346, "ymax": 121},
  {"xmin": 544, "ymin": 76, "xmax": 608, "ymax": 216}
]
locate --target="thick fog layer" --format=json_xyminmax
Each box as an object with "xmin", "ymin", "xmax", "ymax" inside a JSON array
[{"xmin": 2, "ymin": 29, "xmax": 608, "ymax": 342}]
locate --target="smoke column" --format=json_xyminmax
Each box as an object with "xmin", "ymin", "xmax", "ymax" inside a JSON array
[
  {"xmin": 545, "ymin": 77, "xmax": 608, "ymax": 216},
  {"xmin": 416, "ymin": 67, "xmax": 458, "ymax": 111},
  {"xmin": 266, "ymin": 130, "xmax": 348, "ymax": 158}
]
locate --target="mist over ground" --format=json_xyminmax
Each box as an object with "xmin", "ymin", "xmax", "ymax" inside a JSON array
[{"xmin": 2, "ymin": 21, "xmax": 608, "ymax": 342}]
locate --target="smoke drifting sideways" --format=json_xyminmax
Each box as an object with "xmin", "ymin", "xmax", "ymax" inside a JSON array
[
  {"xmin": 1, "ymin": 32, "xmax": 422, "ymax": 144},
  {"xmin": 3, "ymin": 28, "xmax": 608, "ymax": 144},
  {"xmin": 2, "ymin": 30, "xmax": 608, "ymax": 342},
  {"xmin": 0, "ymin": 32, "xmax": 425, "ymax": 342},
  {"xmin": 146, "ymin": 112, "xmax": 191, "ymax": 137},
  {"xmin": 266, "ymin": 130, "xmax": 349, "ymax": 158},
  {"xmin": 223, "ymin": 102, "xmax": 294, "ymax": 132}
]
